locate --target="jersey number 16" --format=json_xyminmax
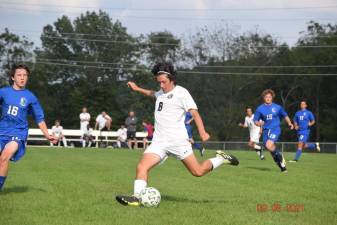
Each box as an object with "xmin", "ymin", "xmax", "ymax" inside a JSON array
[{"xmin": 8, "ymin": 105, "xmax": 19, "ymax": 116}]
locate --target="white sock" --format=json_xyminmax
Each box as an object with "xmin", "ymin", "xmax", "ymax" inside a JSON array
[
  {"xmin": 133, "ymin": 179, "xmax": 147, "ymax": 198},
  {"xmin": 254, "ymin": 144, "xmax": 261, "ymax": 150},
  {"xmin": 209, "ymin": 157, "xmax": 224, "ymax": 170}
]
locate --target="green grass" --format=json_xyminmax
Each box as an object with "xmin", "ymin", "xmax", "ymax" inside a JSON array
[{"xmin": 1, "ymin": 147, "xmax": 337, "ymax": 225}]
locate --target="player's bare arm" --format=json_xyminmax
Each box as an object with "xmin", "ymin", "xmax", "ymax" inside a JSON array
[
  {"xmin": 38, "ymin": 121, "xmax": 57, "ymax": 144},
  {"xmin": 284, "ymin": 116, "xmax": 294, "ymax": 130},
  {"xmin": 189, "ymin": 109, "xmax": 210, "ymax": 142},
  {"xmin": 309, "ymin": 120, "xmax": 315, "ymax": 127},
  {"xmin": 254, "ymin": 120, "xmax": 264, "ymax": 127},
  {"xmin": 127, "ymin": 81, "xmax": 155, "ymax": 97},
  {"xmin": 238, "ymin": 122, "xmax": 247, "ymax": 128}
]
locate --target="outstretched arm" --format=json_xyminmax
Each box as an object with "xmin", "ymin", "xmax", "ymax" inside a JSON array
[
  {"xmin": 127, "ymin": 81, "xmax": 155, "ymax": 97},
  {"xmin": 189, "ymin": 109, "xmax": 210, "ymax": 142},
  {"xmin": 38, "ymin": 121, "xmax": 57, "ymax": 144}
]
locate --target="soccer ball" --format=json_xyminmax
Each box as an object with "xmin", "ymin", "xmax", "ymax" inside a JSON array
[{"xmin": 139, "ymin": 187, "xmax": 161, "ymax": 207}]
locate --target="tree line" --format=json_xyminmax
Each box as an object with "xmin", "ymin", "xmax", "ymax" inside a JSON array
[{"xmin": 0, "ymin": 10, "xmax": 336, "ymax": 141}]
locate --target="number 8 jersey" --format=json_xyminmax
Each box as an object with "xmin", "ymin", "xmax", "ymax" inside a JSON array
[
  {"xmin": 0, "ymin": 86, "xmax": 45, "ymax": 140},
  {"xmin": 153, "ymin": 85, "xmax": 197, "ymax": 143}
]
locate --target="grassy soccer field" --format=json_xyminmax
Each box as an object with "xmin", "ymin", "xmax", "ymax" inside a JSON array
[{"xmin": 1, "ymin": 147, "xmax": 336, "ymax": 225}]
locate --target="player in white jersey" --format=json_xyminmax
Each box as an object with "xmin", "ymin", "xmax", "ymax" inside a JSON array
[
  {"xmin": 116, "ymin": 62, "xmax": 239, "ymax": 207},
  {"xmin": 51, "ymin": 120, "xmax": 68, "ymax": 147},
  {"xmin": 239, "ymin": 107, "xmax": 265, "ymax": 160},
  {"xmin": 79, "ymin": 107, "xmax": 90, "ymax": 133}
]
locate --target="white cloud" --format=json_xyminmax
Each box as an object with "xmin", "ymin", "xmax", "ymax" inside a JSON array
[{"xmin": 5, "ymin": 0, "xmax": 102, "ymax": 15}]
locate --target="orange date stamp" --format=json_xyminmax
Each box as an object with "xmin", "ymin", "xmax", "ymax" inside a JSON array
[{"xmin": 257, "ymin": 203, "xmax": 304, "ymax": 212}]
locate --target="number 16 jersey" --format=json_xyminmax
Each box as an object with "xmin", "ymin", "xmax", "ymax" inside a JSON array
[{"xmin": 0, "ymin": 86, "xmax": 45, "ymax": 140}]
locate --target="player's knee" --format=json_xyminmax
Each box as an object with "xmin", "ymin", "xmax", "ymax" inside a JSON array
[
  {"xmin": 0, "ymin": 154, "xmax": 10, "ymax": 164},
  {"xmin": 190, "ymin": 168, "xmax": 204, "ymax": 177}
]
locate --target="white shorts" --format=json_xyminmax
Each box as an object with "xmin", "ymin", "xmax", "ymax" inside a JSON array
[
  {"xmin": 144, "ymin": 141, "xmax": 193, "ymax": 161},
  {"xmin": 250, "ymin": 131, "xmax": 261, "ymax": 143}
]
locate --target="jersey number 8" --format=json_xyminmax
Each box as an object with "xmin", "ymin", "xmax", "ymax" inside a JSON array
[{"xmin": 8, "ymin": 105, "xmax": 19, "ymax": 116}]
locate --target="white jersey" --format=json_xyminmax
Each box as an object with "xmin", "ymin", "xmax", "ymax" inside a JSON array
[
  {"xmin": 153, "ymin": 85, "xmax": 197, "ymax": 143},
  {"xmin": 52, "ymin": 125, "xmax": 63, "ymax": 138},
  {"xmin": 96, "ymin": 114, "xmax": 111, "ymax": 130},
  {"xmin": 79, "ymin": 112, "xmax": 90, "ymax": 131},
  {"xmin": 117, "ymin": 128, "xmax": 127, "ymax": 141},
  {"xmin": 244, "ymin": 115, "xmax": 260, "ymax": 134}
]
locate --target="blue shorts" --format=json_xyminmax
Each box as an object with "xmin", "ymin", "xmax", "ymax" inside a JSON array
[
  {"xmin": 185, "ymin": 125, "xmax": 193, "ymax": 139},
  {"xmin": 262, "ymin": 128, "xmax": 281, "ymax": 145},
  {"xmin": 0, "ymin": 136, "xmax": 26, "ymax": 162},
  {"xmin": 297, "ymin": 130, "xmax": 310, "ymax": 143}
]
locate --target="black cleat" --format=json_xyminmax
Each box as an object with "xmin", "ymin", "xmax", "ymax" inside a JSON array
[
  {"xmin": 281, "ymin": 167, "xmax": 288, "ymax": 173},
  {"xmin": 216, "ymin": 150, "xmax": 239, "ymax": 166},
  {"xmin": 116, "ymin": 195, "xmax": 141, "ymax": 206}
]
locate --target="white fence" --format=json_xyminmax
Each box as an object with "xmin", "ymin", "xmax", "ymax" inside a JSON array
[
  {"xmin": 27, "ymin": 129, "xmax": 337, "ymax": 153},
  {"xmin": 27, "ymin": 128, "xmax": 147, "ymax": 148}
]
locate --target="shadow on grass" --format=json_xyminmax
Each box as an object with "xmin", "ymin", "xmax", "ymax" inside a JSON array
[
  {"xmin": 0, "ymin": 186, "xmax": 46, "ymax": 195},
  {"xmin": 245, "ymin": 166, "xmax": 272, "ymax": 171},
  {"xmin": 162, "ymin": 195, "xmax": 227, "ymax": 204}
]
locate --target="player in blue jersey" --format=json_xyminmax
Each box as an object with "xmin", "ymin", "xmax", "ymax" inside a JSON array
[
  {"xmin": 0, "ymin": 64, "xmax": 56, "ymax": 190},
  {"xmin": 253, "ymin": 89, "xmax": 294, "ymax": 172},
  {"xmin": 185, "ymin": 111, "xmax": 205, "ymax": 156},
  {"xmin": 289, "ymin": 100, "xmax": 320, "ymax": 162}
]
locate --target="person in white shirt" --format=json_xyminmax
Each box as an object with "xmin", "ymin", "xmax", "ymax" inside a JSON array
[
  {"xmin": 95, "ymin": 111, "xmax": 112, "ymax": 131},
  {"xmin": 116, "ymin": 124, "xmax": 127, "ymax": 148},
  {"xmin": 51, "ymin": 120, "xmax": 68, "ymax": 147},
  {"xmin": 79, "ymin": 107, "xmax": 90, "ymax": 133},
  {"xmin": 116, "ymin": 62, "xmax": 239, "ymax": 207},
  {"xmin": 82, "ymin": 125, "xmax": 94, "ymax": 148},
  {"xmin": 95, "ymin": 111, "xmax": 112, "ymax": 147},
  {"xmin": 238, "ymin": 107, "xmax": 264, "ymax": 160}
]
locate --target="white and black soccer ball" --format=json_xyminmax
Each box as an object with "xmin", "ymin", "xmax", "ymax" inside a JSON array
[{"xmin": 139, "ymin": 187, "xmax": 161, "ymax": 207}]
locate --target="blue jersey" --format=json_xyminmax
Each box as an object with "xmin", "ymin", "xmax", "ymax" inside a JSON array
[
  {"xmin": 293, "ymin": 109, "xmax": 314, "ymax": 132},
  {"xmin": 0, "ymin": 86, "xmax": 45, "ymax": 140},
  {"xmin": 254, "ymin": 103, "xmax": 288, "ymax": 130},
  {"xmin": 185, "ymin": 111, "xmax": 193, "ymax": 125}
]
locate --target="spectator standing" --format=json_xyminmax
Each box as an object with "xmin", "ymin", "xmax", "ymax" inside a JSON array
[
  {"xmin": 142, "ymin": 120, "xmax": 154, "ymax": 149},
  {"xmin": 125, "ymin": 111, "xmax": 138, "ymax": 149},
  {"xmin": 79, "ymin": 107, "xmax": 90, "ymax": 133}
]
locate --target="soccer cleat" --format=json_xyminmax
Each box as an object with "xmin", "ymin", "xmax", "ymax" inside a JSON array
[
  {"xmin": 199, "ymin": 147, "xmax": 205, "ymax": 157},
  {"xmin": 316, "ymin": 142, "xmax": 321, "ymax": 152},
  {"xmin": 216, "ymin": 150, "xmax": 239, "ymax": 166},
  {"xmin": 116, "ymin": 195, "xmax": 141, "ymax": 207},
  {"xmin": 260, "ymin": 155, "xmax": 265, "ymax": 160},
  {"xmin": 281, "ymin": 167, "xmax": 288, "ymax": 173}
]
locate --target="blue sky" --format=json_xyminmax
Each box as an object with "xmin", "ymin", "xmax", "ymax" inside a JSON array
[{"xmin": 0, "ymin": 0, "xmax": 337, "ymax": 47}]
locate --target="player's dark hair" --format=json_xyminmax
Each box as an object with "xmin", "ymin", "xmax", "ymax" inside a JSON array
[
  {"xmin": 10, "ymin": 64, "xmax": 30, "ymax": 78},
  {"xmin": 151, "ymin": 62, "xmax": 177, "ymax": 84},
  {"xmin": 261, "ymin": 89, "xmax": 275, "ymax": 99},
  {"xmin": 246, "ymin": 106, "xmax": 253, "ymax": 110},
  {"xmin": 9, "ymin": 64, "xmax": 30, "ymax": 85}
]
